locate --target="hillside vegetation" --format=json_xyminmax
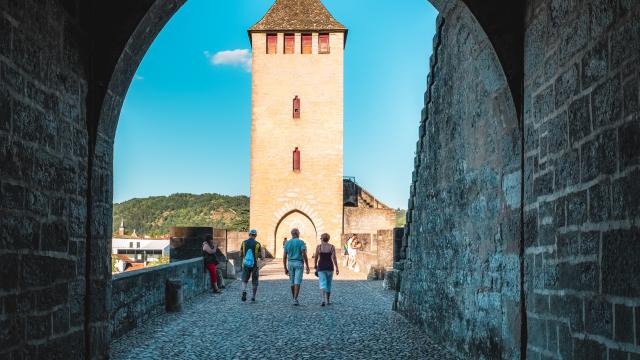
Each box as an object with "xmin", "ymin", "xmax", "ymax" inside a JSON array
[
  {"xmin": 395, "ymin": 209, "xmax": 407, "ymax": 228},
  {"xmin": 113, "ymin": 193, "xmax": 249, "ymax": 236}
]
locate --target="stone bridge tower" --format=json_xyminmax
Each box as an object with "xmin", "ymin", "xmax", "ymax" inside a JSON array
[{"xmin": 248, "ymin": 0, "xmax": 347, "ymax": 257}]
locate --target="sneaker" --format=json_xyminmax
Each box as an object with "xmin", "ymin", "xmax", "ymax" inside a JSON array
[
  {"xmin": 321, "ymin": 302, "xmax": 325, "ymax": 307},
  {"xmin": 294, "ymin": 299, "xmax": 299, "ymax": 306},
  {"xmin": 251, "ymin": 298, "xmax": 256, "ymax": 302},
  {"xmin": 241, "ymin": 291, "xmax": 247, "ymax": 302}
]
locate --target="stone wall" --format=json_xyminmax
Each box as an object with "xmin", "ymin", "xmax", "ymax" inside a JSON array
[
  {"xmin": 398, "ymin": 3, "xmax": 522, "ymax": 359},
  {"xmin": 524, "ymin": 0, "xmax": 640, "ymax": 358},
  {"xmin": 0, "ymin": 1, "xmax": 90, "ymax": 358},
  {"xmin": 110, "ymin": 258, "xmax": 207, "ymax": 339},
  {"xmin": 169, "ymin": 226, "xmax": 213, "ymax": 261},
  {"xmin": 1, "ymin": 0, "xmax": 638, "ymax": 358},
  {"xmin": 343, "ymin": 207, "xmax": 396, "ymax": 236},
  {"xmin": 225, "ymin": 231, "xmax": 247, "ymax": 254},
  {"xmin": 398, "ymin": 0, "xmax": 640, "ymax": 359},
  {"xmin": 342, "ymin": 230, "xmax": 395, "ymax": 274}
]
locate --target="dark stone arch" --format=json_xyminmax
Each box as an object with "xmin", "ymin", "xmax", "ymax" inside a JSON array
[
  {"xmin": 80, "ymin": 2, "xmax": 187, "ymax": 357},
  {"xmin": 428, "ymin": 0, "xmax": 524, "ymax": 119},
  {"xmin": 4, "ymin": 0, "xmax": 640, "ymax": 359},
  {"xmin": 397, "ymin": 1, "xmax": 525, "ymax": 359},
  {"xmin": 86, "ymin": 0, "xmax": 526, "ymax": 357}
]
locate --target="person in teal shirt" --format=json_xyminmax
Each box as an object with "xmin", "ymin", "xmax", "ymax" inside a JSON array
[{"xmin": 283, "ymin": 228, "xmax": 310, "ymax": 305}]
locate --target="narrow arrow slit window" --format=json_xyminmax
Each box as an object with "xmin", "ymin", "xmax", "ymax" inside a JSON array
[
  {"xmin": 293, "ymin": 96, "xmax": 301, "ymax": 118},
  {"xmin": 293, "ymin": 147, "xmax": 301, "ymax": 172}
]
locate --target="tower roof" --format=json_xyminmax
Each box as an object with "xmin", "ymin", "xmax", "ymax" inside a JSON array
[{"xmin": 249, "ymin": 0, "xmax": 347, "ymax": 33}]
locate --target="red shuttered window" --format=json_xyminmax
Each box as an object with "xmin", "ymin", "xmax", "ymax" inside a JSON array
[
  {"xmin": 319, "ymin": 34, "xmax": 330, "ymax": 54},
  {"xmin": 293, "ymin": 96, "xmax": 301, "ymax": 118},
  {"xmin": 301, "ymin": 34, "xmax": 312, "ymax": 54},
  {"xmin": 267, "ymin": 34, "xmax": 277, "ymax": 54},
  {"xmin": 284, "ymin": 34, "xmax": 295, "ymax": 54},
  {"xmin": 293, "ymin": 147, "xmax": 301, "ymax": 172}
]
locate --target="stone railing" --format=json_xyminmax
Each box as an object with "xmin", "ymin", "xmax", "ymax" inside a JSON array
[{"xmin": 111, "ymin": 258, "xmax": 207, "ymax": 339}]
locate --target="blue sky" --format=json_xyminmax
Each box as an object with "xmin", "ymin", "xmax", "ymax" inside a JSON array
[{"xmin": 114, "ymin": 0, "xmax": 438, "ymax": 209}]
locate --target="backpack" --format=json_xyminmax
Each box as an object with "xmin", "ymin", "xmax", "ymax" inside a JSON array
[{"xmin": 244, "ymin": 248, "xmax": 255, "ymax": 269}]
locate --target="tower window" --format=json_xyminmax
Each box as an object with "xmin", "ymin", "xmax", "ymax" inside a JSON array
[
  {"xmin": 301, "ymin": 34, "xmax": 312, "ymax": 54},
  {"xmin": 267, "ymin": 34, "xmax": 277, "ymax": 54},
  {"xmin": 284, "ymin": 34, "xmax": 295, "ymax": 54},
  {"xmin": 319, "ymin": 34, "xmax": 330, "ymax": 54},
  {"xmin": 293, "ymin": 147, "xmax": 301, "ymax": 172},
  {"xmin": 293, "ymin": 96, "xmax": 301, "ymax": 118}
]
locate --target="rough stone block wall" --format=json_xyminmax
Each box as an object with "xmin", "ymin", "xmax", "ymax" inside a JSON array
[
  {"xmin": 343, "ymin": 207, "xmax": 396, "ymax": 235},
  {"xmin": 524, "ymin": 0, "xmax": 640, "ymax": 358},
  {"xmin": 110, "ymin": 258, "xmax": 207, "ymax": 339},
  {"xmin": 398, "ymin": 4, "xmax": 522, "ymax": 359},
  {"xmin": 225, "ymin": 231, "xmax": 247, "ymax": 254},
  {"xmin": 0, "ymin": 1, "xmax": 89, "ymax": 358},
  {"xmin": 341, "ymin": 230, "xmax": 394, "ymax": 271}
]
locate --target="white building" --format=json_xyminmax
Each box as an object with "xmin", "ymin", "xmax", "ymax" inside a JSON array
[{"xmin": 112, "ymin": 238, "xmax": 170, "ymax": 263}]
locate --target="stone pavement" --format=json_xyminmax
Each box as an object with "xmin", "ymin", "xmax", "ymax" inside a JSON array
[{"xmin": 110, "ymin": 261, "xmax": 459, "ymax": 360}]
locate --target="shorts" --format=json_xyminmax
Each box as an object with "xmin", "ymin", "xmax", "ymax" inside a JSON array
[
  {"xmin": 242, "ymin": 266, "xmax": 259, "ymax": 287},
  {"xmin": 288, "ymin": 261, "xmax": 304, "ymax": 285},
  {"xmin": 318, "ymin": 271, "xmax": 333, "ymax": 292}
]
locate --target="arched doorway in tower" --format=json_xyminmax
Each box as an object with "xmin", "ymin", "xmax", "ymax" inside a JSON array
[{"xmin": 274, "ymin": 210, "xmax": 318, "ymax": 258}]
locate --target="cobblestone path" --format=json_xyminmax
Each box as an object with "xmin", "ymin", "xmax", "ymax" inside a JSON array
[{"xmin": 110, "ymin": 262, "xmax": 459, "ymax": 360}]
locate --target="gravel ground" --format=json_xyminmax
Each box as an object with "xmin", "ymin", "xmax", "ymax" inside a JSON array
[{"xmin": 110, "ymin": 262, "xmax": 460, "ymax": 360}]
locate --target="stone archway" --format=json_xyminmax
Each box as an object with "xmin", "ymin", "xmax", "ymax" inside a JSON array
[
  {"xmin": 4, "ymin": 0, "xmax": 639, "ymax": 359},
  {"xmin": 0, "ymin": 0, "xmax": 528, "ymax": 358},
  {"xmin": 273, "ymin": 210, "xmax": 318, "ymax": 258},
  {"xmin": 88, "ymin": 0, "xmax": 524, "ymax": 358}
]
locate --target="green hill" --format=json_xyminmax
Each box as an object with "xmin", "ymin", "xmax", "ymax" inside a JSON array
[{"xmin": 113, "ymin": 193, "xmax": 250, "ymax": 237}]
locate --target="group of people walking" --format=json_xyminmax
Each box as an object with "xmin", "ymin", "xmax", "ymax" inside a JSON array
[{"xmin": 202, "ymin": 228, "xmax": 341, "ymax": 306}]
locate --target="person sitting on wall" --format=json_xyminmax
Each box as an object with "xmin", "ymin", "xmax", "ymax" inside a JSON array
[
  {"xmin": 202, "ymin": 235, "xmax": 222, "ymax": 294},
  {"xmin": 215, "ymin": 246, "xmax": 226, "ymax": 289},
  {"xmin": 343, "ymin": 235, "xmax": 353, "ymax": 267},
  {"xmin": 347, "ymin": 235, "xmax": 361, "ymax": 271}
]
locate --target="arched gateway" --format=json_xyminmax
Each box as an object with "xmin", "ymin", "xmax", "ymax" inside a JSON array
[{"xmin": 273, "ymin": 210, "xmax": 318, "ymax": 258}]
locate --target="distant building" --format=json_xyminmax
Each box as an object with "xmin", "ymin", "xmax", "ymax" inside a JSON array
[
  {"xmin": 342, "ymin": 177, "xmax": 396, "ymax": 236},
  {"xmin": 118, "ymin": 218, "xmax": 126, "ymax": 236},
  {"xmin": 112, "ymin": 237, "xmax": 170, "ymax": 264}
]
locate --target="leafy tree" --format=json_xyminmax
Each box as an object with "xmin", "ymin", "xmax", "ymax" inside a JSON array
[
  {"xmin": 395, "ymin": 208, "xmax": 407, "ymax": 228},
  {"xmin": 111, "ymin": 255, "xmax": 118, "ymax": 273}
]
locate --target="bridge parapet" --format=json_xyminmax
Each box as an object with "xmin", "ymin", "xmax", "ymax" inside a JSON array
[{"xmin": 111, "ymin": 258, "xmax": 207, "ymax": 339}]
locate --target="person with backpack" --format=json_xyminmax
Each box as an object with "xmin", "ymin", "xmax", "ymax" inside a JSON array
[
  {"xmin": 202, "ymin": 235, "xmax": 222, "ymax": 294},
  {"xmin": 283, "ymin": 228, "xmax": 310, "ymax": 306},
  {"xmin": 240, "ymin": 229, "xmax": 264, "ymax": 302}
]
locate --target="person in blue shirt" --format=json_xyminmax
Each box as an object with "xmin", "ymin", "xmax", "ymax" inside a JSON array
[{"xmin": 283, "ymin": 228, "xmax": 310, "ymax": 306}]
